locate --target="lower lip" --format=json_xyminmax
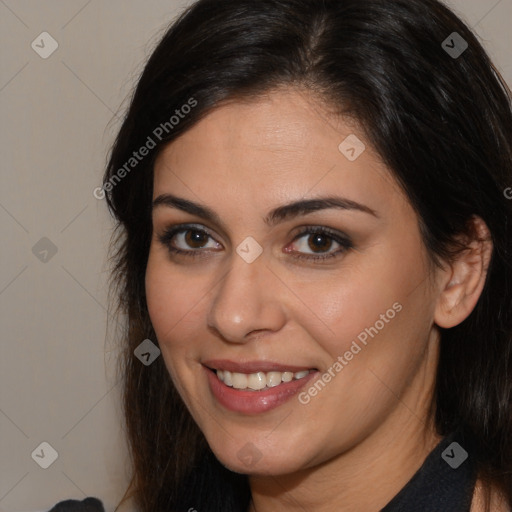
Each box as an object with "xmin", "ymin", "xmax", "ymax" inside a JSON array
[{"xmin": 205, "ymin": 367, "xmax": 318, "ymax": 414}]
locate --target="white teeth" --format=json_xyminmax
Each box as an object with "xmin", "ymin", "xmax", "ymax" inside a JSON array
[
  {"xmin": 232, "ymin": 372, "xmax": 248, "ymax": 389},
  {"xmin": 223, "ymin": 370, "xmax": 233, "ymax": 386},
  {"xmin": 247, "ymin": 372, "xmax": 266, "ymax": 390},
  {"xmin": 266, "ymin": 372, "xmax": 282, "ymax": 388},
  {"xmin": 282, "ymin": 372, "xmax": 293, "ymax": 382},
  {"xmin": 215, "ymin": 369, "xmax": 313, "ymax": 390}
]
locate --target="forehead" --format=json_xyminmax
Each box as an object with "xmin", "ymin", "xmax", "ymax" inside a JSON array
[{"xmin": 152, "ymin": 88, "xmax": 400, "ymax": 211}]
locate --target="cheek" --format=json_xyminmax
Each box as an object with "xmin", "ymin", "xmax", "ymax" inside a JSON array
[
  {"xmin": 298, "ymin": 238, "xmax": 433, "ymax": 410},
  {"xmin": 145, "ymin": 251, "xmax": 203, "ymax": 359},
  {"xmin": 145, "ymin": 253, "xmax": 212, "ymax": 413},
  {"xmin": 294, "ymin": 251, "xmax": 421, "ymax": 362},
  {"xmin": 145, "ymin": 256, "xmax": 174, "ymax": 337}
]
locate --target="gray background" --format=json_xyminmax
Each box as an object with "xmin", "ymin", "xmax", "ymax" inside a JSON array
[{"xmin": 0, "ymin": 1, "xmax": 510, "ymax": 511}]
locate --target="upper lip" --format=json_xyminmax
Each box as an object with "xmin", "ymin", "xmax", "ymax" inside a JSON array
[{"xmin": 203, "ymin": 359, "xmax": 317, "ymax": 373}]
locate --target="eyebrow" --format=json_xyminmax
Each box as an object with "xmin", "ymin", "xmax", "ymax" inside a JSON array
[{"xmin": 152, "ymin": 193, "xmax": 378, "ymax": 228}]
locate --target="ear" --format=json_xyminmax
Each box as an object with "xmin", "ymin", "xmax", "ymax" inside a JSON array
[{"xmin": 434, "ymin": 216, "xmax": 493, "ymax": 329}]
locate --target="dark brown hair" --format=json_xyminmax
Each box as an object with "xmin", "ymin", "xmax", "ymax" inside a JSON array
[{"xmin": 103, "ymin": 0, "xmax": 512, "ymax": 510}]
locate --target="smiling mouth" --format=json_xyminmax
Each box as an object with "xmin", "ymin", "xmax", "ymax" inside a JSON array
[{"xmin": 215, "ymin": 369, "xmax": 316, "ymax": 391}]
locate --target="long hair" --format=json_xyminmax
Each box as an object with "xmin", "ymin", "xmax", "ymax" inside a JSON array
[{"xmin": 103, "ymin": 1, "xmax": 512, "ymax": 510}]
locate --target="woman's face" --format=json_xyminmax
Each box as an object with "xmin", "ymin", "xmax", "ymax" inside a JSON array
[{"xmin": 146, "ymin": 88, "xmax": 441, "ymax": 476}]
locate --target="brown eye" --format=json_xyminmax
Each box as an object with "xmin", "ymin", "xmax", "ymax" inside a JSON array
[
  {"xmin": 288, "ymin": 227, "xmax": 353, "ymax": 262},
  {"xmin": 184, "ymin": 229, "xmax": 210, "ymax": 249},
  {"xmin": 307, "ymin": 233, "xmax": 333, "ymax": 253},
  {"xmin": 157, "ymin": 225, "xmax": 221, "ymax": 257}
]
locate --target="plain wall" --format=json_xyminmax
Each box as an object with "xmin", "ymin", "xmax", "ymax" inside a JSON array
[{"xmin": 0, "ymin": 1, "xmax": 510, "ymax": 511}]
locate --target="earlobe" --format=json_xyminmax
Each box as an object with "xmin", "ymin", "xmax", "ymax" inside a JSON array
[{"xmin": 434, "ymin": 216, "xmax": 493, "ymax": 329}]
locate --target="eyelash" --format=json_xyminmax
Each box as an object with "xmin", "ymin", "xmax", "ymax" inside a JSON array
[{"xmin": 157, "ymin": 224, "xmax": 353, "ymax": 262}]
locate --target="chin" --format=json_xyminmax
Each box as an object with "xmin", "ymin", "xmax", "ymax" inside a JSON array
[
  {"xmin": 205, "ymin": 431, "xmax": 316, "ymax": 476},
  {"xmin": 217, "ymin": 451, "xmax": 305, "ymax": 476}
]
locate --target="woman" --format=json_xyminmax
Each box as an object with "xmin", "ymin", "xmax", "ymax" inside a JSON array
[{"xmin": 55, "ymin": 0, "xmax": 512, "ymax": 510}]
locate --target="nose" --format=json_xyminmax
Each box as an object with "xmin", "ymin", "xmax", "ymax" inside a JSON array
[{"xmin": 206, "ymin": 251, "xmax": 287, "ymax": 344}]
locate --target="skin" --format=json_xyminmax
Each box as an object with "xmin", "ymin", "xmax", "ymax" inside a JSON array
[{"xmin": 145, "ymin": 87, "xmax": 495, "ymax": 511}]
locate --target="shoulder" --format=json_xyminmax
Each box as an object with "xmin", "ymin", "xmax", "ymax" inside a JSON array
[{"xmin": 48, "ymin": 497, "xmax": 105, "ymax": 512}]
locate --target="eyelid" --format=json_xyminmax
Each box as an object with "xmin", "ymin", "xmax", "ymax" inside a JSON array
[
  {"xmin": 171, "ymin": 222, "xmax": 216, "ymax": 236},
  {"xmin": 289, "ymin": 224, "xmax": 351, "ymax": 241}
]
